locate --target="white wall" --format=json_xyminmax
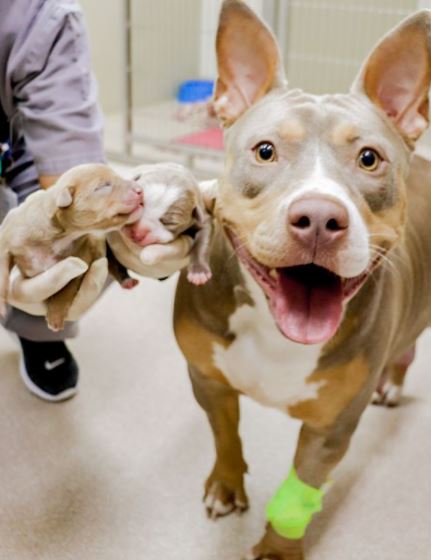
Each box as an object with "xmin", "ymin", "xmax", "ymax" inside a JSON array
[
  {"xmin": 199, "ymin": 0, "xmax": 265, "ymax": 78},
  {"xmin": 78, "ymin": 0, "xmax": 123, "ymax": 114},
  {"xmin": 80, "ymin": 0, "xmax": 202, "ymax": 114},
  {"xmin": 131, "ymin": 0, "xmax": 202, "ymax": 106},
  {"xmin": 283, "ymin": 0, "xmax": 418, "ymax": 94}
]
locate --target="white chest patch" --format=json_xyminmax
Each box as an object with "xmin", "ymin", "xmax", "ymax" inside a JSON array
[{"xmin": 212, "ymin": 270, "xmax": 325, "ymax": 411}]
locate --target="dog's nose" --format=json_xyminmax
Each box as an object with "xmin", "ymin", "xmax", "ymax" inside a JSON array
[
  {"xmin": 288, "ymin": 196, "xmax": 349, "ymax": 246},
  {"xmin": 126, "ymin": 180, "xmax": 142, "ymax": 194},
  {"xmin": 131, "ymin": 184, "xmax": 142, "ymax": 196}
]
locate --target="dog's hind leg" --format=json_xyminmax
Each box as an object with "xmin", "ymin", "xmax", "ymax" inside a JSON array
[
  {"xmin": 189, "ymin": 364, "xmax": 249, "ymax": 520},
  {"xmin": 372, "ymin": 344, "xmax": 416, "ymax": 407}
]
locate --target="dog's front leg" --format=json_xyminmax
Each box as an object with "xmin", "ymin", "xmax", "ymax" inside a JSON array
[
  {"xmin": 247, "ymin": 415, "xmax": 363, "ymax": 560},
  {"xmin": 189, "ymin": 365, "xmax": 249, "ymax": 519}
]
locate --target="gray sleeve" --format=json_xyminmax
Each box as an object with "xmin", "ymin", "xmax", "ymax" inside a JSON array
[{"xmin": 9, "ymin": 1, "xmax": 105, "ymax": 176}]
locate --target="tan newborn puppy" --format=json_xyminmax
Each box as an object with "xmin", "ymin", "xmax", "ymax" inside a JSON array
[
  {"xmin": 0, "ymin": 163, "xmax": 143, "ymax": 331},
  {"xmin": 108, "ymin": 163, "xmax": 212, "ymax": 286}
]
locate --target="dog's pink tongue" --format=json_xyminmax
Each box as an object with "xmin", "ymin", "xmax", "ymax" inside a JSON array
[{"xmin": 271, "ymin": 266, "xmax": 343, "ymax": 345}]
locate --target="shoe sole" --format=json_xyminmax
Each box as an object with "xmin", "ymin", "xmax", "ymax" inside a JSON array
[{"xmin": 19, "ymin": 356, "xmax": 78, "ymax": 403}]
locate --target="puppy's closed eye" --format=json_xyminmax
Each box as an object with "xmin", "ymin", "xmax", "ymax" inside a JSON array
[
  {"xmin": 161, "ymin": 206, "xmax": 190, "ymax": 225},
  {"xmin": 95, "ymin": 182, "xmax": 113, "ymax": 193},
  {"xmin": 160, "ymin": 214, "xmax": 181, "ymax": 228}
]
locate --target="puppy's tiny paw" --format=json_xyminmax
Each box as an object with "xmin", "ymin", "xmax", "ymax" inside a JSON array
[
  {"xmin": 47, "ymin": 321, "xmax": 63, "ymax": 333},
  {"xmin": 46, "ymin": 315, "xmax": 65, "ymax": 332},
  {"xmin": 121, "ymin": 278, "xmax": 139, "ymax": 290},
  {"xmin": 187, "ymin": 268, "xmax": 212, "ymax": 286}
]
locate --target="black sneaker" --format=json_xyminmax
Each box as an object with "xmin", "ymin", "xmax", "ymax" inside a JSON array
[{"xmin": 18, "ymin": 337, "xmax": 79, "ymax": 402}]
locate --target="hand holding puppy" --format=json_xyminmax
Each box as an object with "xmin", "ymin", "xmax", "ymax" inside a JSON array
[
  {"xmin": 0, "ymin": 163, "xmax": 217, "ymax": 330},
  {"xmin": 0, "ymin": 164, "xmax": 143, "ymax": 330},
  {"xmin": 6, "ymin": 255, "xmax": 108, "ymax": 321}
]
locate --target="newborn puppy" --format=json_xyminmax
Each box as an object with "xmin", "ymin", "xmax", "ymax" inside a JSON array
[
  {"xmin": 0, "ymin": 163, "xmax": 143, "ymax": 331},
  {"xmin": 109, "ymin": 163, "xmax": 212, "ymax": 286}
]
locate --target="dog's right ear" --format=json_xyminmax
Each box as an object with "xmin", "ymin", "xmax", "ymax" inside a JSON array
[
  {"xmin": 56, "ymin": 185, "xmax": 75, "ymax": 208},
  {"xmin": 214, "ymin": 0, "xmax": 286, "ymax": 126},
  {"xmin": 352, "ymin": 10, "xmax": 431, "ymax": 144}
]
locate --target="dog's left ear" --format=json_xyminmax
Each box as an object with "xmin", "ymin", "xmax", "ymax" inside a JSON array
[
  {"xmin": 214, "ymin": 0, "xmax": 287, "ymax": 126},
  {"xmin": 352, "ymin": 10, "xmax": 431, "ymax": 142},
  {"xmin": 56, "ymin": 185, "xmax": 75, "ymax": 208}
]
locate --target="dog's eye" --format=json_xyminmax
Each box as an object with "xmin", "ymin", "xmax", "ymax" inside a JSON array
[
  {"xmin": 254, "ymin": 142, "xmax": 277, "ymax": 163},
  {"xmin": 358, "ymin": 148, "xmax": 381, "ymax": 171},
  {"xmin": 160, "ymin": 216, "xmax": 180, "ymax": 228}
]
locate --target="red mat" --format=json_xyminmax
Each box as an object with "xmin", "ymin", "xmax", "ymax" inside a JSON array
[{"xmin": 174, "ymin": 127, "xmax": 224, "ymax": 151}]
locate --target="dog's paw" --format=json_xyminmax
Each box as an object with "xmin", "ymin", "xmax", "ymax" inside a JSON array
[
  {"xmin": 372, "ymin": 381, "xmax": 403, "ymax": 407},
  {"xmin": 187, "ymin": 267, "xmax": 212, "ymax": 286},
  {"xmin": 243, "ymin": 546, "xmax": 303, "ymax": 560},
  {"xmin": 243, "ymin": 526, "xmax": 304, "ymax": 560},
  {"xmin": 243, "ymin": 541, "xmax": 304, "ymax": 560},
  {"xmin": 204, "ymin": 477, "xmax": 248, "ymax": 520},
  {"xmin": 121, "ymin": 277, "xmax": 139, "ymax": 290}
]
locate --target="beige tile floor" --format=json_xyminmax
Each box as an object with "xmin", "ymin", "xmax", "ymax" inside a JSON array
[{"xmin": 0, "ymin": 269, "xmax": 431, "ymax": 560}]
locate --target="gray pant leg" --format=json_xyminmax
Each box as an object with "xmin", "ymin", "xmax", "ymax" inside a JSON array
[{"xmin": 0, "ymin": 185, "xmax": 78, "ymax": 341}]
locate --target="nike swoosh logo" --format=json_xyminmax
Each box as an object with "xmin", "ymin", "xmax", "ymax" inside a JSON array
[{"xmin": 44, "ymin": 358, "xmax": 66, "ymax": 371}]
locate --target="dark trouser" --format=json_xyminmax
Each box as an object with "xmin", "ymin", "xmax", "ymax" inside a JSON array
[{"xmin": 0, "ymin": 185, "xmax": 78, "ymax": 341}]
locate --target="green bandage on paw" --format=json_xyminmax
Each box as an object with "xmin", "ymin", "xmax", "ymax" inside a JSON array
[{"xmin": 266, "ymin": 467, "xmax": 324, "ymax": 540}]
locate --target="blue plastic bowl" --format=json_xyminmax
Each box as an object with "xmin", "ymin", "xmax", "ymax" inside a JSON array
[{"xmin": 177, "ymin": 80, "xmax": 215, "ymax": 104}]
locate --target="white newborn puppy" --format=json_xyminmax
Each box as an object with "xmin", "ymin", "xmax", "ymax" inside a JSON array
[{"xmin": 108, "ymin": 163, "xmax": 213, "ymax": 285}]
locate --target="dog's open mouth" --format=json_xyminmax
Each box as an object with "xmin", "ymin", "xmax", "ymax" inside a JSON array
[{"xmin": 228, "ymin": 230, "xmax": 380, "ymax": 345}]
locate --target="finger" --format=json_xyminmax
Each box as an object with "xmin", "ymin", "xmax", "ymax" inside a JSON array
[
  {"xmin": 9, "ymin": 258, "xmax": 88, "ymax": 304},
  {"xmin": 67, "ymin": 257, "xmax": 108, "ymax": 321},
  {"xmin": 140, "ymin": 235, "xmax": 193, "ymax": 265}
]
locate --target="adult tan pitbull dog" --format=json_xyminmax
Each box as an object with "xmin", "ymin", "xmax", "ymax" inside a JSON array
[{"xmin": 174, "ymin": 2, "xmax": 431, "ymax": 558}]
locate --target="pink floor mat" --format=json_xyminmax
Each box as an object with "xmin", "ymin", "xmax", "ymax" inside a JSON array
[{"xmin": 174, "ymin": 127, "xmax": 224, "ymax": 151}]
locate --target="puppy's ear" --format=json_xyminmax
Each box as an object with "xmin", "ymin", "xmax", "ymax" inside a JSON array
[
  {"xmin": 214, "ymin": 0, "xmax": 286, "ymax": 126},
  {"xmin": 352, "ymin": 10, "xmax": 431, "ymax": 143},
  {"xmin": 56, "ymin": 185, "xmax": 75, "ymax": 208}
]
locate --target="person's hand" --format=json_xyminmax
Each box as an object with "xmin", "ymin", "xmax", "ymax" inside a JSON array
[
  {"xmin": 7, "ymin": 256, "xmax": 108, "ymax": 321},
  {"xmin": 108, "ymin": 232, "xmax": 194, "ymax": 279}
]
